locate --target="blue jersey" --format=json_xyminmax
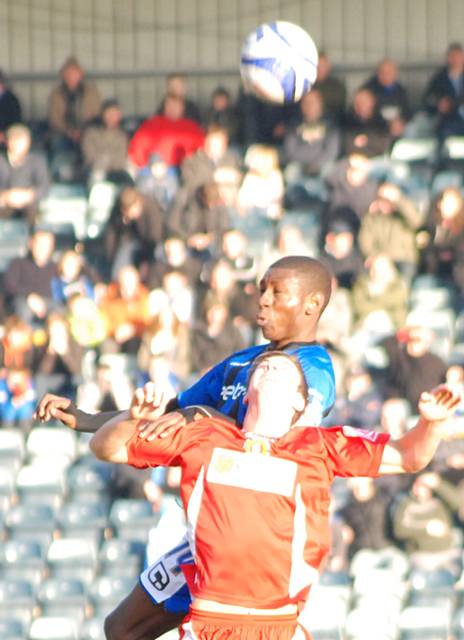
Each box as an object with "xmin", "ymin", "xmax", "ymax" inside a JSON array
[{"xmin": 177, "ymin": 341, "xmax": 335, "ymax": 426}]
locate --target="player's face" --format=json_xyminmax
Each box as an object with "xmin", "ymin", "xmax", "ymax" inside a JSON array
[
  {"xmin": 248, "ymin": 355, "xmax": 304, "ymax": 411},
  {"xmin": 257, "ymin": 267, "xmax": 310, "ymax": 346}
]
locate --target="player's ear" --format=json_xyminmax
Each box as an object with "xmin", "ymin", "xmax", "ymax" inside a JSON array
[
  {"xmin": 293, "ymin": 392, "xmax": 306, "ymax": 413},
  {"xmin": 243, "ymin": 392, "xmax": 249, "ymax": 405},
  {"xmin": 304, "ymin": 291, "xmax": 324, "ymax": 315}
]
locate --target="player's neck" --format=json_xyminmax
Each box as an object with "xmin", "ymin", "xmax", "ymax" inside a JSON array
[
  {"xmin": 243, "ymin": 401, "xmax": 294, "ymax": 438},
  {"xmin": 271, "ymin": 329, "xmax": 319, "ymax": 349}
]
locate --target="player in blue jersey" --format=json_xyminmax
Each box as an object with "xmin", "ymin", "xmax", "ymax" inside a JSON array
[{"xmin": 36, "ymin": 255, "xmax": 335, "ymax": 640}]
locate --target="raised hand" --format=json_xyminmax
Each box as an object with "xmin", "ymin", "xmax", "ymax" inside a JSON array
[
  {"xmin": 130, "ymin": 382, "xmax": 169, "ymax": 422},
  {"xmin": 418, "ymin": 385, "xmax": 461, "ymax": 424},
  {"xmin": 34, "ymin": 394, "xmax": 77, "ymax": 429}
]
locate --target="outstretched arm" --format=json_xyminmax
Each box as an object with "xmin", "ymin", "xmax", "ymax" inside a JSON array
[
  {"xmin": 91, "ymin": 385, "xmax": 226, "ymax": 464},
  {"xmin": 35, "ymin": 393, "xmax": 127, "ymax": 433},
  {"xmin": 379, "ymin": 386, "xmax": 461, "ymax": 475}
]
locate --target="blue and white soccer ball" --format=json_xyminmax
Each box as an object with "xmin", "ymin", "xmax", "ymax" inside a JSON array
[{"xmin": 240, "ymin": 21, "xmax": 319, "ymax": 104}]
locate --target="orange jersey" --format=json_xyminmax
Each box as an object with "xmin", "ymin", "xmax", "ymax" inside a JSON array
[{"xmin": 127, "ymin": 418, "xmax": 389, "ymax": 609}]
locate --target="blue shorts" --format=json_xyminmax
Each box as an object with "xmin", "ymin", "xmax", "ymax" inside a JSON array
[{"xmin": 139, "ymin": 535, "xmax": 193, "ymax": 615}]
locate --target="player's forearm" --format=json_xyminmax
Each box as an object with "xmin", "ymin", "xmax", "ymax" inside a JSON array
[
  {"xmin": 393, "ymin": 416, "xmax": 444, "ymax": 473},
  {"xmin": 89, "ymin": 411, "xmax": 134, "ymax": 462},
  {"xmin": 74, "ymin": 409, "xmax": 126, "ymax": 433}
]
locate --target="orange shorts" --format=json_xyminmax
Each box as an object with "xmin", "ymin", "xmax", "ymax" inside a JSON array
[{"xmin": 179, "ymin": 608, "xmax": 308, "ymax": 640}]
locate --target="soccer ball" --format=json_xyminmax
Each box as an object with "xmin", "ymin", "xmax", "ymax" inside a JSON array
[{"xmin": 240, "ymin": 21, "xmax": 319, "ymax": 104}]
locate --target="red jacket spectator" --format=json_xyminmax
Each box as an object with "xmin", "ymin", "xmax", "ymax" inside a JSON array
[{"xmin": 129, "ymin": 94, "xmax": 205, "ymax": 167}]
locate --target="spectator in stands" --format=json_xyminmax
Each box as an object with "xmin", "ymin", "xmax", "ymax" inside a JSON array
[
  {"xmin": 100, "ymin": 265, "xmax": 150, "ymax": 355},
  {"xmin": 128, "ymin": 93, "xmax": 205, "ymax": 169},
  {"xmin": 104, "ymin": 186, "xmax": 164, "ymax": 280},
  {"xmin": 313, "ymin": 51, "xmax": 347, "ymax": 124},
  {"xmin": 181, "ymin": 124, "xmax": 239, "ymax": 193},
  {"xmin": 423, "ymin": 42, "xmax": 464, "ymax": 137},
  {"xmin": 221, "ymin": 229, "xmax": 257, "ymax": 284},
  {"xmin": 420, "ymin": 186, "xmax": 464, "ymax": 291},
  {"xmin": 51, "ymin": 249, "xmax": 96, "ymax": 306},
  {"xmin": 352, "ymin": 253, "xmax": 409, "ymax": 330},
  {"xmin": 327, "ymin": 364, "xmax": 383, "ymax": 430},
  {"xmin": 135, "ymin": 153, "xmax": 179, "ymax": 210},
  {"xmin": 326, "ymin": 153, "xmax": 378, "ymax": 220},
  {"xmin": 358, "ymin": 182, "xmax": 422, "ymax": 282},
  {"xmin": 344, "ymin": 88, "xmax": 391, "ymax": 157},
  {"xmin": 48, "ymin": 56, "xmax": 102, "ymax": 153},
  {"xmin": 392, "ymin": 473, "xmax": 458, "ymax": 572},
  {"xmin": 381, "ymin": 324, "xmax": 448, "ymax": 410},
  {"xmin": 200, "ymin": 258, "xmax": 257, "ymax": 337},
  {"xmin": 214, "ymin": 164, "xmax": 242, "ymax": 217},
  {"xmin": 0, "ymin": 70, "xmax": 22, "ymax": 139},
  {"xmin": 190, "ymin": 299, "xmax": 245, "ymax": 375},
  {"xmin": 0, "ymin": 366, "xmax": 35, "ymax": 430},
  {"xmin": 238, "ymin": 144, "xmax": 284, "ymax": 220},
  {"xmin": 148, "ymin": 235, "xmax": 202, "ymax": 289},
  {"xmin": 67, "ymin": 293, "xmax": 107, "ymax": 350},
  {"xmin": 205, "ymin": 86, "xmax": 239, "ymax": 145},
  {"xmin": 4, "ymin": 229, "xmax": 57, "ymax": 326},
  {"xmin": 313, "ymin": 51, "xmax": 346, "ymax": 123},
  {"xmin": 262, "ymin": 224, "xmax": 314, "ymax": 276},
  {"xmin": 157, "ymin": 73, "xmax": 202, "ymax": 124},
  {"xmin": 161, "ymin": 269, "xmax": 195, "ymax": 326},
  {"xmin": 0, "ymin": 124, "xmax": 50, "ymax": 227},
  {"xmin": 316, "ymin": 275, "xmax": 353, "ymax": 358},
  {"xmin": 138, "ymin": 293, "xmax": 191, "ymax": 384},
  {"xmin": 168, "ymin": 181, "xmax": 230, "ymax": 260},
  {"xmin": 81, "ymin": 98, "xmax": 130, "ymax": 184},
  {"xmin": 34, "ymin": 311, "xmax": 83, "ymax": 400},
  {"xmin": 237, "ymin": 87, "xmax": 297, "ymax": 147},
  {"xmin": 320, "ymin": 216, "xmax": 364, "ymax": 290},
  {"xmin": 0, "ymin": 315, "xmax": 37, "ymax": 371},
  {"xmin": 283, "ymin": 89, "xmax": 341, "ymax": 194},
  {"xmin": 362, "ymin": 58, "xmax": 410, "ymax": 138},
  {"xmin": 339, "ymin": 477, "xmax": 393, "ymax": 560}
]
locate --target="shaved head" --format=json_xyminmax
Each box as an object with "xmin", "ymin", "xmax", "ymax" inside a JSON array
[{"xmin": 269, "ymin": 256, "xmax": 332, "ymax": 313}]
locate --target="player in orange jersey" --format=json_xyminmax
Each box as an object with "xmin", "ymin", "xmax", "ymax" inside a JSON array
[{"xmin": 90, "ymin": 351, "xmax": 460, "ymax": 640}]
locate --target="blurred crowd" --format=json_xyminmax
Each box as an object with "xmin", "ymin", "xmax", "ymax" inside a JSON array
[{"xmin": 2, "ymin": 44, "xmax": 464, "ymax": 580}]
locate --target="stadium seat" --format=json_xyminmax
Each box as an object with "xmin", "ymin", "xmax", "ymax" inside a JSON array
[
  {"xmin": 98, "ymin": 538, "xmax": 145, "ymax": 577},
  {"xmin": 441, "ymin": 136, "xmax": 464, "ymax": 172},
  {"xmin": 0, "ymin": 468, "xmax": 16, "ymax": 514},
  {"xmin": 0, "ymin": 429, "xmax": 25, "ymax": 474},
  {"xmin": 390, "ymin": 138, "xmax": 438, "ymax": 164},
  {"xmin": 89, "ymin": 575, "xmax": 137, "ymax": 618},
  {"xmin": 345, "ymin": 604, "xmax": 399, "ymax": 640},
  {"xmin": 15, "ymin": 463, "xmax": 66, "ymax": 507},
  {"xmin": 5, "ymin": 503, "xmax": 57, "ymax": 545},
  {"xmin": 57, "ymin": 501, "xmax": 109, "ymax": 544},
  {"xmin": 0, "ymin": 617, "xmax": 25, "ymax": 640},
  {"xmin": 409, "ymin": 568, "xmax": 457, "ymax": 597},
  {"xmin": 86, "ymin": 181, "xmax": 119, "ymax": 239},
  {"xmin": 28, "ymin": 615, "xmax": 79, "ymax": 640},
  {"xmin": 0, "ymin": 540, "xmax": 46, "ymax": 571},
  {"xmin": 66, "ymin": 458, "xmax": 112, "ymax": 504},
  {"xmin": 26, "ymin": 427, "xmax": 77, "ymax": 466},
  {"xmin": 47, "ymin": 538, "xmax": 98, "ymax": 586},
  {"xmin": 0, "ymin": 219, "xmax": 29, "ymax": 273},
  {"xmin": 0, "ymin": 578, "xmax": 36, "ymax": 627},
  {"xmin": 80, "ymin": 616, "xmax": 106, "ymax": 640},
  {"xmin": 37, "ymin": 577, "xmax": 88, "ymax": 624},
  {"xmin": 301, "ymin": 583, "xmax": 350, "ymax": 638},
  {"xmin": 430, "ymin": 170, "xmax": 463, "ymax": 195},
  {"xmin": 38, "ymin": 182, "xmax": 88, "ymax": 242},
  {"xmin": 109, "ymin": 499, "xmax": 159, "ymax": 542},
  {"xmin": 398, "ymin": 605, "xmax": 450, "ymax": 639}
]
